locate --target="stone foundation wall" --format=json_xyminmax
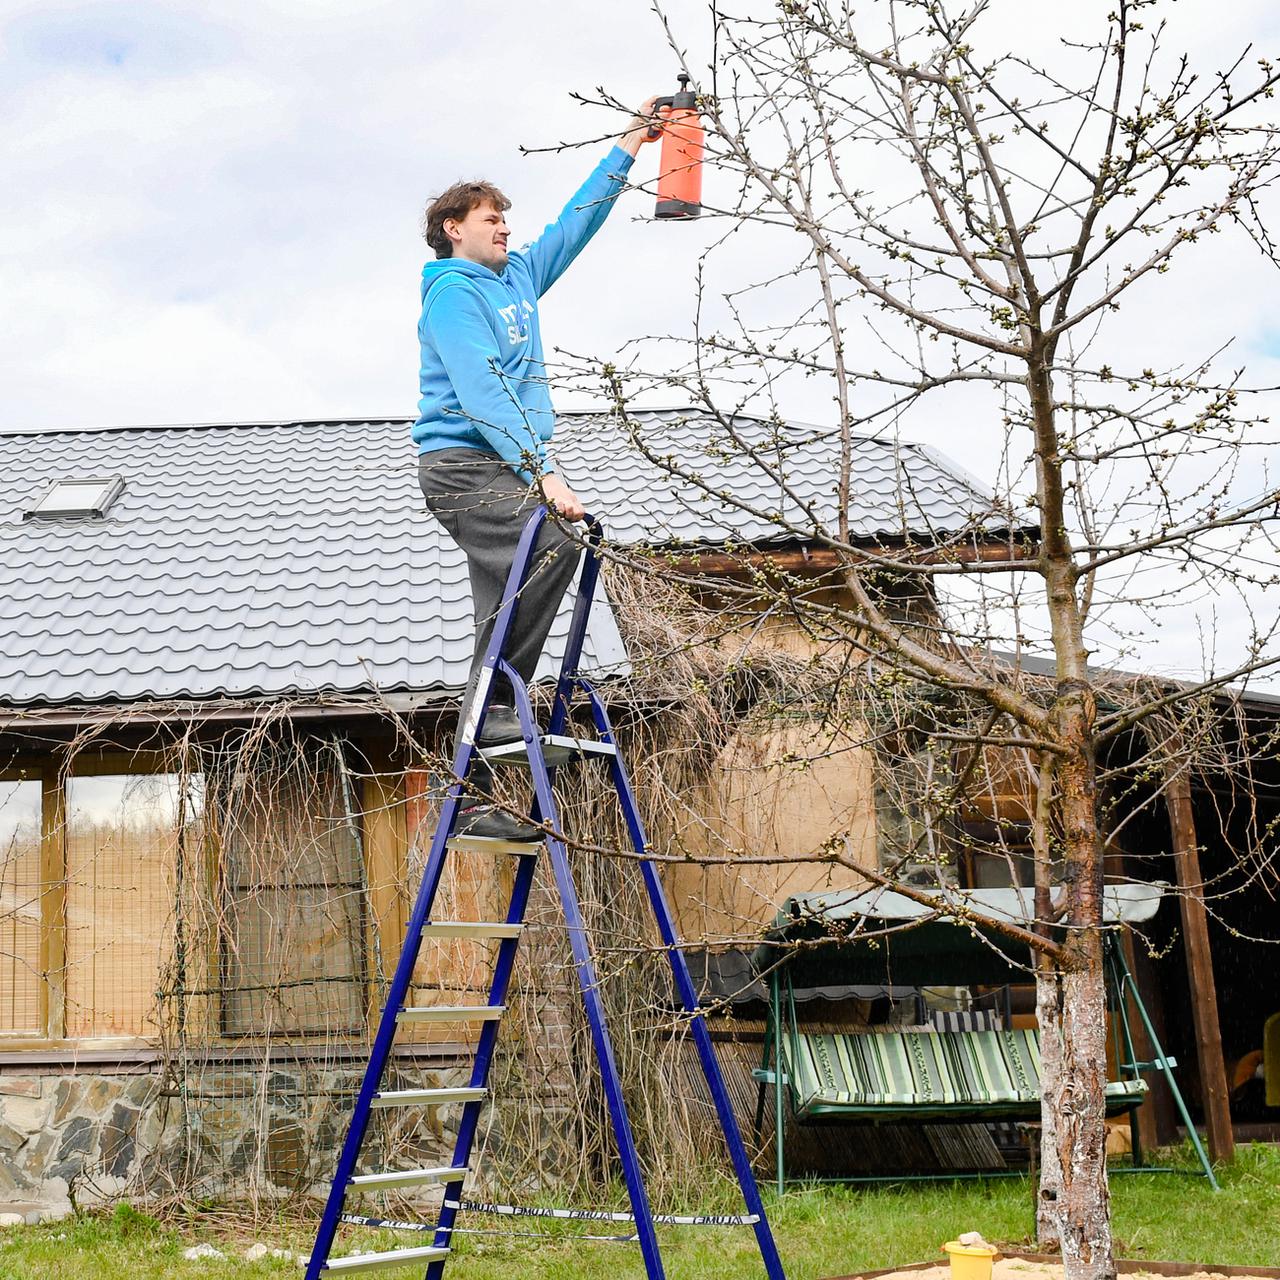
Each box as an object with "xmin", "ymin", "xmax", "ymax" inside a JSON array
[
  {"xmin": 0, "ymin": 1056, "xmax": 473, "ymax": 1219},
  {"xmin": 0, "ymin": 1072, "xmax": 172, "ymax": 1220}
]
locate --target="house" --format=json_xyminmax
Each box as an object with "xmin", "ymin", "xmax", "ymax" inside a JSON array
[{"xmin": 0, "ymin": 407, "xmax": 1039, "ymax": 1211}]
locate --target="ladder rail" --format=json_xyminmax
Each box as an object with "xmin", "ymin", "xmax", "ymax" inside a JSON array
[
  {"xmin": 310, "ymin": 506, "xmax": 788, "ymax": 1280},
  {"xmin": 425, "ymin": 505, "xmax": 574, "ymax": 1277},
  {"xmin": 581, "ymin": 678, "xmax": 788, "ymax": 1280},
  {"xmin": 424, "ymin": 839, "xmax": 542, "ymax": 1271},
  {"xmin": 305, "ymin": 780, "xmax": 473, "ymax": 1280},
  {"xmin": 503, "ymin": 657, "xmax": 668, "ymax": 1280},
  {"xmin": 307, "ymin": 510, "xmax": 553, "ymax": 1280},
  {"xmin": 547, "ymin": 512, "xmax": 606, "ymax": 738},
  {"xmin": 1105, "ymin": 935, "xmax": 1219, "ymax": 1189}
]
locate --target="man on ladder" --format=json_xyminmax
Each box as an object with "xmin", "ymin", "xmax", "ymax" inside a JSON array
[
  {"xmin": 308, "ymin": 94, "xmax": 788, "ymax": 1280},
  {"xmin": 414, "ymin": 96, "xmax": 659, "ymax": 843}
]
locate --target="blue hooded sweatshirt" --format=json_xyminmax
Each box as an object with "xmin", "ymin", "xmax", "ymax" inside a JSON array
[{"xmin": 412, "ymin": 145, "xmax": 635, "ymax": 481}]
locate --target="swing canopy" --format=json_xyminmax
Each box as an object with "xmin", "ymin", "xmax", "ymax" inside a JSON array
[{"xmin": 755, "ymin": 881, "xmax": 1165, "ymax": 989}]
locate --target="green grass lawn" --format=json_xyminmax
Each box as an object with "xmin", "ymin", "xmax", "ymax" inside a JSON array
[{"xmin": 1, "ymin": 1145, "xmax": 1277, "ymax": 1280}]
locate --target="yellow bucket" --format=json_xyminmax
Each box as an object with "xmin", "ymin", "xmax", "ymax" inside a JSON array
[{"xmin": 942, "ymin": 1240, "xmax": 1000, "ymax": 1280}]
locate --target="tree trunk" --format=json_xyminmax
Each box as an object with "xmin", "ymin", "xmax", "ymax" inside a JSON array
[
  {"xmin": 1036, "ymin": 739, "xmax": 1116, "ymax": 1280},
  {"xmin": 1036, "ymin": 943, "xmax": 1113, "ymax": 1276},
  {"xmin": 1034, "ymin": 963, "xmax": 1064, "ymax": 1252}
]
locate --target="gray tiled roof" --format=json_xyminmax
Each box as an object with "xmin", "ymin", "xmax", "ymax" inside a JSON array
[
  {"xmin": 556, "ymin": 409, "xmax": 1002, "ymax": 547},
  {"xmin": 0, "ymin": 411, "xmax": 1003, "ymax": 710}
]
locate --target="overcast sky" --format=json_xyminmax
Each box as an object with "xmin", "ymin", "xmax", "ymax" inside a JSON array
[
  {"xmin": 2, "ymin": 1, "xmax": 1277, "ymax": 685},
  {"xmin": 0, "ymin": 0, "xmax": 705, "ymax": 430}
]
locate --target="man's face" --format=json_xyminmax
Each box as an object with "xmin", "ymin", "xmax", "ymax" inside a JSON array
[{"xmin": 446, "ymin": 201, "xmax": 510, "ymax": 272}]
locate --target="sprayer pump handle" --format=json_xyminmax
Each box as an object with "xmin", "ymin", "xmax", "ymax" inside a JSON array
[{"xmin": 647, "ymin": 95, "xmax": 676, "ymax": 141}]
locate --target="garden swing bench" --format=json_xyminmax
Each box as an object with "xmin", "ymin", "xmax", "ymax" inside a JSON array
[{"xmin": 751, "ymin": 882, "xmax": 1218, "ymax": 1191}]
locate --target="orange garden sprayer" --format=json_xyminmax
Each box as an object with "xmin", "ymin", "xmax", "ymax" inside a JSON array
[{"xmin": 650, "ymin": 73, "xmax": 703, "ymax": 218}]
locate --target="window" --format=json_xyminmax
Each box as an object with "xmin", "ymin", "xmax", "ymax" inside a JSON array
[
  {"xmin": 23, "ymin": 475, "xmax": 124, "ymax": 520},
  {"xmin": 0, "ymin": 773, "xmax": 43, "ymax": 1036},
  {"xmin": 954, "ymin": 745, "xmax": 1062, "ymax": 889},
  {"xmin": 217, "ymin": 755, "xmax": 368, "ymax": 1038},
  {"xmin": 0, "ymin": 746, "xmax": 374, "ymax": 1046},
  {"xmin": 63, "ymin": 771, "xmax": 203, "ymax": 1037}
]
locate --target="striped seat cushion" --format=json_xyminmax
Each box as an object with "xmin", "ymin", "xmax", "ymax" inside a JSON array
[{"xmin": 784, "ymin": 1029, "xmax": 1146, "ymax": 1115}]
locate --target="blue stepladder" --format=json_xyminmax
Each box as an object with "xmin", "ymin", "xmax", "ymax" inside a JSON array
[{"xmin": 305, "ymin": 509, "xmax": 788, "ymax": 1279}]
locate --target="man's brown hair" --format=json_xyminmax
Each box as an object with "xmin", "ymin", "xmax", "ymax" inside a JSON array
[{"xmin": 422, "ymin": 180, "xmax": 512, "ymax": 259}]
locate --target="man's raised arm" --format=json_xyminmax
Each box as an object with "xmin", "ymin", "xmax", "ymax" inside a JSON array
[{"xmin": 519, "ymin": 96, "xmax": 659, "ymax": 298}]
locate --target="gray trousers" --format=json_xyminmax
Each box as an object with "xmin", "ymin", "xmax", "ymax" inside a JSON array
[{"xmin": 418, "ymin": 447, "xmax": 580, "ymax": 795}]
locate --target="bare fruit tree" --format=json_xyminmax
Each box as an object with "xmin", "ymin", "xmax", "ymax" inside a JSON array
[{"xmin": 560, "ymin": 2, "xmax": 1280, "ymax": 1277}]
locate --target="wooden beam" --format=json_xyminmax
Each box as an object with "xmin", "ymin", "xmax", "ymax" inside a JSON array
[
  {"xmin": 1163, "ymin": 763, "xmax": 1235, "ymax": 1164},
  {"xmin": 39, "ymin": 758, "xmax": 66, "ymax": 1040},
  {"xmin": 663, "ymin": 539, "xmax": 1037, "ymax": 578},
  {"xmin": 360, "ymin": 761, "xmax": 408, "ymax": 1018},
  {"xmin": 0, "ymin": 695, "xmax": 450, "ymax": 732}
]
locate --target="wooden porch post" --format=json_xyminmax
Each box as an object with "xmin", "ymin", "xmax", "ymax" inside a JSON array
[{"xmin": 1163, "ymin": 762, "xmax": 1235, "ymax": 1165}]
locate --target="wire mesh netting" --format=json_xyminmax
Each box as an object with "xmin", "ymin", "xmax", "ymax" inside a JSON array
[
  {"xmin": 5, "ymin": 564, "xmax": 1271, "ymax": 1220},
  {"xmin": 0, "ymin": 700, "xmax": 790, "ymax": 1214}
]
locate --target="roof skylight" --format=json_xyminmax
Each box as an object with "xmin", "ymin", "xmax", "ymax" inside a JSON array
[{"xmin": 23, "ymin": 476, "xmax": 125, "ymax": 521}]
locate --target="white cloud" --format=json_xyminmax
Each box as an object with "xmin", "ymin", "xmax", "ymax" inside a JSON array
[
  {"xmin": 0, "ymin": 0, "xmax": 682, "ymax": 427},
  {"xmin": 1, "ymin": 0, "xmax": 1276, "ymax": 686}
]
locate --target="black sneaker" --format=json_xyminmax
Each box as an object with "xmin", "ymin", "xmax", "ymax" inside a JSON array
[
  {"xmin": 455, "ymin": 804, "xmax": 541, "ymax": 843},
  {"xmin": 476, "ymin": 705, "xmax": 526, "ymax": 748}
]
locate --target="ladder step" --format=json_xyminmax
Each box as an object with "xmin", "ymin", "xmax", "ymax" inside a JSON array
[
  {"xmin": 371, "ymin": 1086, "xmax": 487, "ymax": 1109},
  {"xmin": 447, "ymin": 833, "xmax": 540, "ymax": 855},
  {"xmin": 480, "ymin": 733, "xmax": 618, "ymax": 768},
  {"xmin": 322, "ymin": 1244, "xmax": 450, "ymax": 1273},
  {"xmin": 349, "ymin": 1165, "xmax": 467, "ymax": 1192},
  {"xmin": 396, "ymin": 1004, "xmax": 504, "ymax": 1025},
  {"xmin": 420, "ymin": 921, "xmax": 522, "ymax": 940}
]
